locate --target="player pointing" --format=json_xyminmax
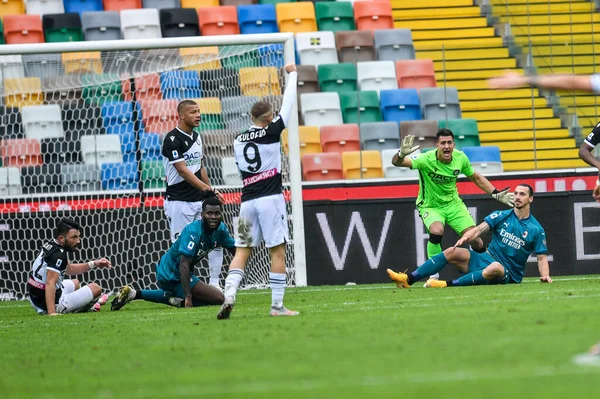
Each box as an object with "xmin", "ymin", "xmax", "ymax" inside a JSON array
[
  {"xmin": 217, "ymin": 63, "xmax": 299, "ymax": 319},
  {"xmin": 388, "ymin": 184, "xmax": 551, "ymax": 288}
]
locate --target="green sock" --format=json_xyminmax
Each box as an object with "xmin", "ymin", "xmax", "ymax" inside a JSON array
[
  {"xmin": 140, "ymin": 290, "xmax": 171, "ymax": 305},
  {"xmin": 427, "ymin": 241, "xmax": 442, "ymax": 259},
  {"xmin": 453, "ymin": 270, "xmax": 489, "ymax": 287}
]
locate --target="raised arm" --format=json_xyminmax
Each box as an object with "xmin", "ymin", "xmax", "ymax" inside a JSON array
[
  {"xmin": 488, "ymin": 71, "xmax": 599, "ymax": 92},
  {"xmin": 467, "ymin": 173, "xmax": 514, "ymax": 207},
  {"xmin": 537, "ymin": 254, "xmax": 552, "ymax": 283},
  {"xmin": 391, "ymin": 135, "xmax": 419, "ymax": 168},
  {"xmin": 179, "ymin": 255, "xmax": 194, "ymax": 308},
  {"xmin": 454, "ymin": 221, "xmax": 490, "ymax": 248},
  {"xmin": 279, "ymin": 64, "xmax": 298, "ymax": 127}
]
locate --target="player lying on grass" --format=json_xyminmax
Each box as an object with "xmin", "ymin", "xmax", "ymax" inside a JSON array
[
  {"xmin": 387, "ymin": 184, "xmax": 552, "ymax": 288},
  {"xmin": 111, "ymin": 194, "xmax": 234, "ymax": 310},
  {"xmin": 28, "ymin": 218, "xmax": 112, "ymax": 315}
]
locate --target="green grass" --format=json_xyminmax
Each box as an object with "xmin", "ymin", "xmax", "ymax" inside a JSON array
[{"xmin": 1, "ymin": 277, "xmax": 600, "ymax": 399}]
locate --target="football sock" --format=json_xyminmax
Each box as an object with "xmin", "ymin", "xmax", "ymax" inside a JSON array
[
  {"xmin": 269, "ymin": 272, "xmax": 286, "ymax": 308},
  {"xmin": 139, "ymin": 290, "xmax": 171, "ymax": 305},
  {"xmin": 452, "ymin": 270, "xmax": 488, "ymax": 286},
  {"xmin": 426, "ymin": 241, "xmax": 442, "ymax": 258},
  {"xmin": 208, "ymin": 249, "xmax": 223, "ymax": 286},
  {"xmin": 409, "ymin": 253, "xmax": 448, "ymax": 284},
  {"xmin": 224, "ymin": 269, "xmax": 244, "ymax": 299}
]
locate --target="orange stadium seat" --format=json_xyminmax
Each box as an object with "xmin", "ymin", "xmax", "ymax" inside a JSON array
[
  {"xmin": 302, "ymin": 153, "xmax": 343, "ymax": 181},
  {"xmin": 122, "ymin": 74, "xmax": 162, "ymax": 102},
  {"xmin": 395, "ymin": 59, "xmax": 437, "ymax": 90},
  {"xmin": 62, "ymin": 52, "xmax": 103, "ymax": 75},
  {"xmin": 182, "ymin": 0, "xmax": 219, "ymax": 7},
  {"xmin": 4, "ymin": 77, "xmax": 43, "ymax": 108},
  {"xmin": 276, "ymin": 2, "xmax": 317, "ymax": 34},
  {"xmin": 354, "ymin": 0, "xmax": 393, "ymax": 31},
  {"xmin": 141, "ymin": 99, "xmax": 179, "ymax": 134},
  {"xmin": 4, "ymin": 15, "xmax": 44, "ymax": 45},
  {"xmin": 239, "ymin": 66, "xmax": 280, "ymax": 97},
  {"xmin": 342, "ymin": 150, "xmax": 383, "ymax": 179},
  {"xmin": 320, "ymin": 124, "xmax": 360, "ymax": 154},
  {"xmin": 0, "ymin": 0, "xmax": 25, "ymax": 17},
  {"xmin": 198, "ymin": 6, "xmax": 240, "ymax": 36},
  {"xmin": 103, "ymin": 0, "xmax": 142, "ymax": 12},
  {"xmin": 1, "ymin": 138, "xmax": 43, "ymax": 168}
]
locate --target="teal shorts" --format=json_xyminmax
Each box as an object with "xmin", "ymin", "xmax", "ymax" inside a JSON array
[
  {"xmin": 157, "ymin": 275, "xmax": 201, "ymax": 299},
  {"xmin": 468, "ymin": 250, "xmax": 510, "ymax": 285}
]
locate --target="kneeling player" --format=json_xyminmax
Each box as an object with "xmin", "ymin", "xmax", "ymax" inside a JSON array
[
  {"xmin": 387, "ymin": 184, "xmax": 552, "ymax": 288},
  {"xmin": 28, "ymin": 218, "xmax": 112, "ymax": 315},
  {"xmin": 111, "ymin": 195, "xmax": 234, "ymax": 310}
]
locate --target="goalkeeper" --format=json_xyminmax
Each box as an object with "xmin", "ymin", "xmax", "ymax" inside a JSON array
[{"xmin": 390, "ymin": 129, "xmax": 514, "ymax": 280}]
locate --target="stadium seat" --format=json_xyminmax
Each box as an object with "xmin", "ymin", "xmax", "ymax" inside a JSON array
[
  {"xmin": 342, "ymin": 150, "xmax": 383, "ymax": 179},
  {"xmin": 62, "ymin": 51, "xmax": 103, "ymax": 74},
  {"xmin": 356, "ymin": 61, "xmax": 397, "ymax": 94},
  {"xmin": 320, "ymin": 124, "xmax": 360, "ymax": 154},
  {"xmin": 160, "ymin": 70, "xmax": 201, "ymax": 99},
  {"xmin": 395, "ymin": 59, "xmax": 436, "ymax": 90},
  {"xmin": 103, "ymin": 0, "xmax": 142, "ymax": 12},
  {"xmin": 181, "ymin": 47, "xmax": 221, "ymax": 71},
  {"xmin": 140, "ymin": 99, "xmax": 179, "ymax": 134},
  {"xmin": 302, "ymin": 152, "xmax": 343, "ymax": 181},
  {"xmin": 198, "ymin": 6, "xmax": 240, "ymax": 36},
  {"xmin": 379, "ymin": 88, "xmax": 421, "ymax": 123},
  {"xmin": 0, "ymin": 167, "xmax": 22, "ymax": 196},
  {"xmin": 353, "ymin": 0, "xmax": 393, "ymax": 31},
  {"xmin": 122, "ymin": 73, "xmax": 162, "ymax": 102},
  {"xmin": 221, "ymin": 157, "xmax": 242, "ymax": 186},
  {"xmin": 335, "ymin": 30, "xmax": 375, "ymax": 63},
  {"xmin": 195, "ymin": 98, "xmax": 225, "ymax": 131},
  {"xmin": 21, "ymin": 165, "xmax": 62, "ymax": 194},
  {"xmin": 315, "ymin": 1, "xmax": 355, "ymax": 32},
  {"xmin": 239, "ymin": 67, "xmax": 280, "ymax": 97},
  {"xmin": 258, "ymin": 43, "xmax": 284, "ymax": 68},
  {"xmin": 0, "ymin": 55, "xmax": 26, "ymax": 81},
  {"xmin": 276, "ymin": 2, "xmax": 317, "ymax": 34},
  {"xmin": 141, "ymin": 160, "xmax": 165, "ymax": 189},
  {"xmin": 4, "ymin": 77, "xmax": 43, "ymax": 108},
  {"xmin": 159, "ymin": 8, "xmax": 200, "ymax": 37},
  {"xmin": 0, "ymin": 21, "xmax": 5, "ymax": 45},
  {"xmin": 297, "ymin": 65, "xmax": 319, "ymax": 96},
  {"xmin": 27, "ymin": 0, "xmax": 65, "ymax": 15},
  {"xmin": 220, "ymin": 46, "xmax": 260, "ymax": 70},
  {"xmin": 339, "ymin": 90, "xmax": 381, "ymax": 124},
  {"xmin": 199, "ymin": 68, "xmax": 241, "ymax": 97},
  {"xmin": 61, "ymin": 164, "xmax": 102, "ymax": 192},
  {"xmin": 43, "ymin": 13, "xmax": 83, "ymax": 42},
  {"xmin": 1, "ymin": 138, "xmax": 43, "ymax": 168},
  {"xmin": 82, "ymin": 73, "xmax": 123, "ymax": 105},
  {"xmin": 462, "ymin": 146, "xmax": 503, "ymax": 173},
  {"xmin": 81, "ymin": 134, "xmax": 123, "ymax": 166},
  {"xmin": 0, "ymin": 106, "xmax": 23, "ymax": 139},
  {"xmin": 360, "ymin": 121, "xmax": 399, "ymax": 151},
  {"xmin": 21, "ymin": 104, "xmax": 64, "ymax": 141},
  {"xmin": 64, "ymin": 0, "xmax": 104, "ymax": 14},
  {"xmin": 100, "ymin": 101, "xmax": 135, "ymax": 156},
  {"xmin": 23, "ymin": 54, "xmax": 63, "ymax": 79},
  {"xmin": 0, "ymin": 0, "xmax": 24, "ymax": 17},
  {"xmin": 237, "ymin": 4, "xmax": 278, "ymax": 34},
  {"xmin": 140, "ymin": 133, "xmax": 162, "ymax": 160},
  {"xmin": 101, "ymin": 162, "xmax": 138, "ymax": 190},
  {"xmin": 144, "ymin": 0, "xmax": 180, "ymax": 8},
  {"xmin": 296, "ymin": 31, "xmax": 338, "ymax": 66},
  {"xmin": 222, "ymin": 0, "xmax": 254, "ymax": 5},
  {"xmin": 438, "ymin": 119, "xmax": 481, "ymax": 149},
  {"xmin": 295, "ymin": 126, "xmax": 322, "ymax": 155},
  {"xmin": 121, "ymin": 9, "xmax": 162, "ymax": 40},
  {"xmin": 318, "ymin": 63, "xmax": 357, "ymax": 95},
  {"xmin": 181, "ymin": 0, "xmax": 218, "ymax": 6},
  {"xmin": 374, "ymin": 29, "xmax": 415, "ymax": 62},
  {"xmin": 381, "ymin": 148, "xmax": 419, "ymax": 179},
  {"xmin": 4, "ymin": 15, "xmax": 44, "ymax": 44},
  {"xmin": 420, "ymin": 87, "xmax": 461, "ymax": 121},
  {"xmin": 300, "ymin": 92, "xmax": 343, "ymax": 128},
  {"xmin": 62, "ymin": 102, "xmax": 104, "ymax": 141},
  {"xmin": 82, "ymin": 11, "xmax": 122, "ymax": 41},
  {"xmin": 43, "ymin": 76, "xmax": 83, "ymax": 104},
  {"xmin": 400, "ymin": 120, "xmax": 438, "ymax": 149},
  {"xmin": 222, "ymin": 95, "xmax": 259, "ymax": 131},
  {"xmin": 202, "ymin": 129, "xmax": 235, "ymax": 157}
]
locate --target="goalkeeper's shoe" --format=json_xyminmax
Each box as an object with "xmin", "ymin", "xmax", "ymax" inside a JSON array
[
  {"xmin": 90, "ymin": 294, "xmax": 109, "ymax": 312},
  {"xmin": 217, "ymin": 296, "xmax": 235, "ymax": 320},
  {"xmin": 387, "ymin": 269, "xmax": 410, "ymax": 288},
  {"xmin": 111, "ymin": 285, "xmax": 136, "ymax": 311},
  {"xmin": 269, "ymin": 306, "xmax": 299, "ymax": 317},
  {"xmin": 425, "ymin": 279, "xmax": 448, "ymax": 288}
]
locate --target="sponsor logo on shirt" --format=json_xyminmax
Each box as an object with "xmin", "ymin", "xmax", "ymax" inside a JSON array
[
  {"xmin": 500, "ymin": 228, "xmax": 526, "ymax": 250},
  {"xmin": 243, "ymin": 168, "xmax": 277, "ymax": 187},
  {"xmin": 184, "ymin": 151, "xmax": 202, "ymax": 166},
  {"xmin": 427, "ymin": 171, "xmax": 457, "ymax": 184}
]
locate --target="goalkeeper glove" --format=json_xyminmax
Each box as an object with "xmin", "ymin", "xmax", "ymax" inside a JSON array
[
  {"xmin": 398, "ymin": 135, "xmax": 420, "ymax": 158},
  {"xmin": 491, "ymin": 187, "xmax": 514, "ymax": 207}
]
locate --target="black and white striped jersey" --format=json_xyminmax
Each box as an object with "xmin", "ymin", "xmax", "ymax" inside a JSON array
[
  {"xmin": 28, "ymin": 240, "xmax": 69, "ymax": 309},
  {"xmin": 161, "ymin": 127, "xmax": 204, "ymax": 202},
  {"xmin": 585, "ymin": 123, "xmax": 600, "ymax": 148}
]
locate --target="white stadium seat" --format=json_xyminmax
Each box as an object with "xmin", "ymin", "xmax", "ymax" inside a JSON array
[
  {"xmin": 81, "ymin": 134, "xmax": 123, "ymax": 166},
  {"xmin": 300, "ymin": 92, "xmax": 344, "ymax": 128},
  {"xmin": 357, "ymin": 61, "xmax": 398, "ymax": 94},
  {"xmin": 221, "ymin": 157, "xmax": 242, "ymax": 186},
  {"xmin": 0, "ymin": 167, "xmax": 22, "ymax": 196},
  {"xmin": 21, "ymin": 104, "xmax": 64, "ymax": 140},
  {"xmin": 120, "ymin": 9, "xmax": 162, "ymax": 40},
  {"xmin": 296, "ymin": 31, "xmax": 338, "ymax": 67}
]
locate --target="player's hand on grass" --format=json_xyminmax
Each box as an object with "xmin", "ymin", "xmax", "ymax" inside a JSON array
[
  {"xmin": 93, "ymin": 258, "xmax": 112, "ymax": 269},
  {"xmin": 48, "ymin": 313, "xmax": 62, "ymax": 316},
  {"xmin": 399, "ymin": 135, "xmax": 420, "ymax": 158},
  {"xmin": 284, "ymin": 64, "xmax": 297, "ymax": 74},
  {"xmin": 491, "ymin": 187, "xmax": 514, "ymax": 207},
  {"xmin": 540, "ymin": 276, "xmax": 553, "ymax": 283},
  {"xmin": 185, "ymin": 297, "xmax": 193, "ymax": 308}
]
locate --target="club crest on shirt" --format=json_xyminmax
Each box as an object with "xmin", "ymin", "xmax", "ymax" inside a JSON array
[
  {"xmin": 522, "ymin": 231, "xmax": 528, "ymax": 238},
  {"xmin": 453, "ymin": 169, "xmax": 460, "ymax": 175}
]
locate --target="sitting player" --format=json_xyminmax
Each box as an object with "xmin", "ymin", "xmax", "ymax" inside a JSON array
[
  {"xmin": 28, "ymin": 218, "xmax": 112, "ymax": 315},
  {"xmin": 111, "ymin": 194, "xmax": 234, "ymax": 310},
  {"xmin": 387, "ymin": 184, "xmax": 552, "ymax": 288}
]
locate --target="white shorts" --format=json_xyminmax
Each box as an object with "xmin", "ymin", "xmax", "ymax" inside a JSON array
[
  {"xmin": 235, "ymin": 194, "xmax": 289, "ymax": 248},
  {"xmin": 29, "ymin": 279, "xmax": 94, "ymax": 315},
  {"xmin": 164, "ymin": 199, "xmax": 203, "ymax": 243}
]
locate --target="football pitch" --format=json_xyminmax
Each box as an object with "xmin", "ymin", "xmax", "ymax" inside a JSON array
[{"xmin": 1, "ymin": 277, "xmax": 599, "ymax": 399}]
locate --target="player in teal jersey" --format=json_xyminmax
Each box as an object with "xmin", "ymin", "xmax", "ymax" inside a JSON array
[
  {"xmin": 111, "ymin": 195, "xmax": 235, "ymax": 310},
  {"xmin": 390, "ymin": 129, "xmax": 515, "ymax": 280},
  {"xmin": 388, "ymin": 184, "xmax": 552, "ymax": 288}
]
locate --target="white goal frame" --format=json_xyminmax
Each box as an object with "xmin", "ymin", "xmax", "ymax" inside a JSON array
[{"xmin": 0, "ymin": 33, "xmax": 307, "ymax": 287}]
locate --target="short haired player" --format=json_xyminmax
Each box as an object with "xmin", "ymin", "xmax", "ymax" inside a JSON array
[
  {"xmin": 111, "ymin": 194, "xmax": 233, "ymax": 310},
  {"xmin": 27, "ymin": 218, "xmax": 112, "ymax": 315},
  {"xmin": 388, "ymin": 184, "xmax": 552, "ymax": 288},
  {"xmin": 217, "ymin": 63, "xmax": 299, "ymax": 319}
]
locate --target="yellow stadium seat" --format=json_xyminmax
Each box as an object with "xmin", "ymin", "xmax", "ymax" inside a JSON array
[
  {"xmin": 239, "ymin": 67, "xmax": 280, "ymax": 97},
  {"xmin": 194, "ymin": 97, "xmax": 222, "ymax": 115},
  {"xmin": 342, "ymin": 151, "xmax": 383, "ymax": 180},
  {"xmin": 62, "ymin": 52, "xmax": 102, "ymax": 75},
  {"xmin": 180, "ymin": 47, "xmax": 221, "ymax": 71},
  {"xmin": 181, "ymin": 0, "xmax": 219, "ymax": 7},
  {"xmin": 4, "ymin": 78, "xmax": 43, "ymax": 108},
  {"xmin": 0, "ymin": 0, "xmax": 24, "ymax": 17},
  {"xmin": 276, "ymin": 3, "xmax": 317, "ymax": 34},
  {"xmin": 282, "ymin": 126, "xmax": 321, "ymax": 156}
]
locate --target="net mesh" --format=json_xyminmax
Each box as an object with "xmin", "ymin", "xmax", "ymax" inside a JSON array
[{"xmin": 0, "ymin": 43, "xmax": 296, "ymax": 300}]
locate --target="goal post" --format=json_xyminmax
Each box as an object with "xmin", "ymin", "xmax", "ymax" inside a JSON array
[{"xmin": 0, "ymin": 33, "xmax": 307, "ymax": 301}]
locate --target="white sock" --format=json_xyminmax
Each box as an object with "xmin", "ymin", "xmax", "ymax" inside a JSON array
[
  {"xmin": 269, "ymin": 272, "xmax": 286, "ymax": 308},
  {"xmin": 208, "ymin": 248, "xmax": 223, "ymax": 286},
  {"xmin": 224, "ymin": 269, "xmax": 244, "ymax": 299}
]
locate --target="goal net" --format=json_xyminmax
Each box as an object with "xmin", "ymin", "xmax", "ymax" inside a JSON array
[{"xmin": 0, "ymin": 35, "xmax": 304, "ymax": 300}]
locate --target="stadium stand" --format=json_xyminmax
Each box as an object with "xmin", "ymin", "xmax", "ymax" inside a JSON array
[
  {"xmin": 301, "ymin": 152, "xmax": 344, "ymax": 181},
  {"xmin": 320, "ymin": 124, "xmax": 360, "ymax": 154}
]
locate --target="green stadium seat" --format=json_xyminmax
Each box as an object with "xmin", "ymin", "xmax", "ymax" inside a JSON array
[
  {"xmin": 43, "ymin": 13, "xmax": 84, "ymax": 43},
  {"xmin": 318, "ymin": 63, "xmax": 357, "ymax": 95},
  {"xmin": 141, "ymin": 160, "xmax": 165, "ymax": 189},
  {"xmin": 220, "ymin": 48, "xmax": 260, "ymax": 70},
  {"xmin": 0, "ymin": 19, "xmax": 4, "ymax": 45},
  {"xmin": 438, "ymin": 118, "xmax": 481, "ymax": 149},
  {"xmin": 315, "ymin": 1, "xmax": 355, "ymax": 32},
  {"xmin": 339, "ymin": 91, "xmax": 382, "ymax": 124},
  {"xmin": 82, "ymin": 74, "xmax": 123, "ymax": 105}
]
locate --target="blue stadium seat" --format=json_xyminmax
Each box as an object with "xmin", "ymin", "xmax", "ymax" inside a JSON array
[
  {"xmin": 238, "ymin": 4, "xmax": 278, "ymax": 35},
  {"xmin": 64, "ymin": 0, "xmax": 104, "ymax": 15},
  {"xmin": 462, "ymin": 146, "xmax": 501, "ymax": 163},
  {"xmin": 258, "ymin": 43, "xmax": 284, "ymax": 68},
  {"xmin": 160, "ymin": 70, "xmax": 201, "ymax": 100},
  {"xmin": 379, "ymin": 88, "xmax": 421, "ymax": 123},
  {"xmin": 140, "ymin": 133, "xmax": 162, "ymax": 160},
  {"xmin": 101, "ymin": 101, "xmax": 136, "ymax": 159},
  {"xmin": 101, "ymin": 162, "xmax": 139, "ymax": 190}
]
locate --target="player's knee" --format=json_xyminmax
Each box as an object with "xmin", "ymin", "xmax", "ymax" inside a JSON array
[
  {"xmin": 429, "ymin": 233, "xmax": 443, "ymax": 245},
  {"xmin": 483, "ymin": 263, "xmax": 504, "ymax": 280},
  {"xmin": 87, "ymin": 283, "xmax": 102, "ymax": 298},
  {"xmin": 72, "ymin": 279, "xmax": 80, "ymax": 290}
]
